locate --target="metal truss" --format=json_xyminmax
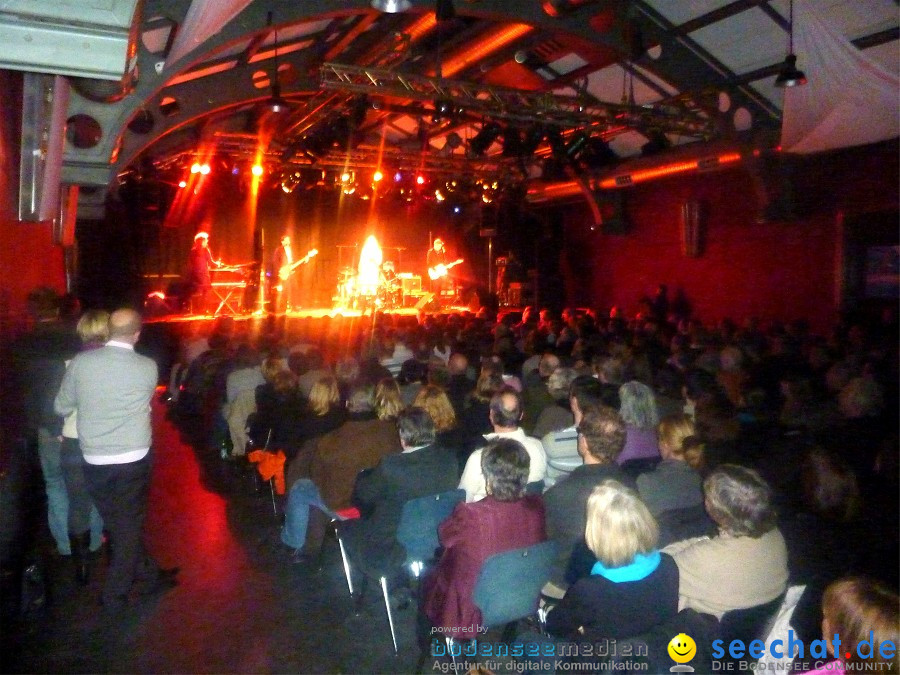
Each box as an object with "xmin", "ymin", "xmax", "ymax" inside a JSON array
[{"xmin": 320, "ymin": 62, "xmax": 720, "ymax": 140}]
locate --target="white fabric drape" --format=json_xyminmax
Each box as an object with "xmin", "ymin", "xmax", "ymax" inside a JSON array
[
  {"xmin": 165, "ymin": 0, "xmax": 254, "ymax": 69},
  {"xmin": 781, "ymin": 0, "xmax": 899, "ymax": 153}
]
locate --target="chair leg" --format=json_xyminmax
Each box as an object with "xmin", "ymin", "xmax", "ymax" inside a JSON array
[
  {"xmin": 269, "ymin": 478, "xmax": 278, "ymax": 518},
  {"xmin": 446, "ymin": 637, "xmax": 457, "ymax": 667},
  {"xmin": 334, "ymin": 524, "xmax": 354, "ymax": 596},
  {"xmin": 381, "ymin": 575, "xmax": 399, "ymax": 655}
]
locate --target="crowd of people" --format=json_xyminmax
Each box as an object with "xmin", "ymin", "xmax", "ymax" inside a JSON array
[{"xmin": 11, "ymin": 287, "xmax": 899, "ymax": 670}]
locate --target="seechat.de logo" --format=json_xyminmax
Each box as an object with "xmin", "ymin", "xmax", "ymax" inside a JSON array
[{"xmin": 668, "ymin": 633, "xmax": 697, "ymax": 672}]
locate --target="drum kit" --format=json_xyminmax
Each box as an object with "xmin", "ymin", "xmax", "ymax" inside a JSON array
[{"xmin": 335, "ymin": 267, "xmax": 403, "ymax": 310}]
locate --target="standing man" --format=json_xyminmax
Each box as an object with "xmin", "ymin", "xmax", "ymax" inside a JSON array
[
  {"xmin": 185, "ymin": 231, "xmax": 221, "ymax": 314},
  {"xmin": 273, "ymin": 234, "xmax": 299, "ymax": 312},
  {"xmin": 54, "ymin": 309, "xmax": 177, "ymax": 612},
  {"xmin": 426, "ymin": 238, "xmax": 448, "ymax": 299}
]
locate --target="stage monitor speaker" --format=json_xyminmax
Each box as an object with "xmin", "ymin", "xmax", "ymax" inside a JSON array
[{"xmin": 414, "ymin": 292, "xmax": 436, "ymax": 310}]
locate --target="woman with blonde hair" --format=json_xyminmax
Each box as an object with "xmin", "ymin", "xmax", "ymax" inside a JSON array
[
  {"xmin": 636, "ymin": 414, "xmax": 704, "ymax": 516},
  {"xmin": 281, "ymin": 375, "xmax": 346, "ymax": 461},
  {"xmin": 545, "ymin": 480, "xmax": 679, "ymax": 639},
  {"xmin": 413, "ymin": 384, "xmax": 457, "ymax": 433},
  {"xmin": 374, "ymin": 377, "xmax": 404, "ymax": 421},
  {"xmin": 806, "ymin": 577, "xmax": 899, "ymax": 674},
  {"xmin": 59, "ymin": 309, "xmax": 109, "ymax": 584}
]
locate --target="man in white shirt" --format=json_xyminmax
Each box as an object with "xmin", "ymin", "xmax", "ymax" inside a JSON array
[{"xmin": 459, "ymin": 388, "xmax": 547, "ymax": 502}]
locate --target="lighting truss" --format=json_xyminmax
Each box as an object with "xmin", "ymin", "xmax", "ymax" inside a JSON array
[{"xmin": 320, "ymin": 62, "xmax": 719, "ymax": 140}]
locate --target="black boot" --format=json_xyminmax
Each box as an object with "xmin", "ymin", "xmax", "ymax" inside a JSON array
[{"xmin": 70, "ymin": 532, "xmax": 91, "ymax": 586}]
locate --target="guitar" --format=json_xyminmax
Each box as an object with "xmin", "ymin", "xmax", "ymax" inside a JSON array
[
  {"xmin": 428, "ymin": 258, "xmax": 463, "ymax": 281},
  {"xmin": 278, "ymin": 249, "xmax": 318, "ymax": 281}
]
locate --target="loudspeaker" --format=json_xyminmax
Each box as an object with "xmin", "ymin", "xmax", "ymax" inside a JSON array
[
  {"xmin": 750, "ymin": 154, "xmax": 808, "ymax": 223},
  {"xmin": 600, "ymin": 192, "xmax": 631, "ymax": 235},
  {"xmin": 414, "ymin": 292, "xmax": 436, "ymax": 310},
  {"xmin": 680, "ymin": 199, "xmax": 703, "ymax": 257}
]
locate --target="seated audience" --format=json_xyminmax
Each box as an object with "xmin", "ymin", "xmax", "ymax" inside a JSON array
[
  {"xmin": 545, "ymin": 480, "xmax": 678, "ymax": 640},
  {"xmin": 617, "ymin": 381, "xmax": 661, "ymax": 467},
  {"xmin": 637, "ymin": 414, "xmax": 704, "ymax": 517},
  {"xmin": 805, "ymin": 577, "xmax": 898, "ymax": 675},
  {"xmin": 413, "ymin": 384, "xmax": 464, "ymax": 452},
  {"xmin": 341, "ymin": 408, "xmax": 458, "ymax": 576},
  {"xmin": 665, "ymin": 465, "xmax": 788, "ymax": 618},
  {"xmin": 458, "ymin": 388, "xmax": 547, "ymax": 502},
  {"xmin": 421, "ymin": 439, "xmax": 546, "ymax": 637},
  {"xmin": 280, "ymin": 375, "xmax": 346, "ymax": 462},
  {"xmin": 532, "ymin": 367, "xmax": 578, "ymax": 438},
  {"xmin": 543, "ymin": 405, "xmax": 634, "ymax": 593}
]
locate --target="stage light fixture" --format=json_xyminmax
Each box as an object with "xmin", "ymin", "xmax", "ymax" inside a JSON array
[
  {"xmin": 199, "ymin": 163, "xmax": 211, "ymax": 175},
  {"xmin": 416, "ymin": 175, "xmax": 426, "ymax": 185},
  {"xmin": 371, "ymin": 0, "xmax": 411, "ymax": 12},
  {"xmin": 178, "ymin": 180, "xmax": 187, "ymax": 188},
  {"xmin": 251, "ymin": 164, "xmax": 264, "ymax": 177},
  {"xmin": 373, "ymin": 170, "xmax": 384, "ymax": 182},
  {"xmin": 469, "ymin": 121, "xmax": 502, "ymax": 157},
  {"xmin": 394, "ymin": 171, "xmax": 403, "ymax": 182},
  {"xmin": 341, "ymin": 171, "xmax": 353, "ymax": 183},
  {"xmin": 190, "ymin": 162, "xmax": 201, "ymax": 174}
]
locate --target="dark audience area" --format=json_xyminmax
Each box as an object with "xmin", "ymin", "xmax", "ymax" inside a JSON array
[{"xmin": 2, "ymin": 296, "xmax": 898, "ymax": 673}]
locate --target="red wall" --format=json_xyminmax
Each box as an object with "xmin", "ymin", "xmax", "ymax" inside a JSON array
[
  {"xmin": 0, "ymin": 69, "xmax": 66, "ymax": 339},
  {"xmin": 556, "ymin": 142, "xmax": 898, "ymax": 333}
]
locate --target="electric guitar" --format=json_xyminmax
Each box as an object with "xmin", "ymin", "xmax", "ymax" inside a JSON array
[
  {"xmin": 278, "ymin": 248, "xmax": 318, "ymax": 281},
  {"xmin": 428, "ymin": 258, "xmax": 463, "ymax": 281}
]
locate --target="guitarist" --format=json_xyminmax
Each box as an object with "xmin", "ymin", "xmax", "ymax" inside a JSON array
[
  {"xmin": 426, "ymin": 238, "xmax": 450, "ymax": 302},
  {"xmin": 273, "ymin": 234, "xmax": 301, "ymax": 312}
]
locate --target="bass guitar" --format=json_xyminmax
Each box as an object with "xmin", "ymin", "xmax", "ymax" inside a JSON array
[
  {"xmin": 278, "ymin": 249, "xmax": 318, "ymax": 281},
  {"xmin": 428, "ymin": 258, "xmax": 463, "ymax": 281}
]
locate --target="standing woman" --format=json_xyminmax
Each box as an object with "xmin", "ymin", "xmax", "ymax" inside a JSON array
[{"xmin": 60, "ymin": 310, "xmax": 108, "ymax": 584}]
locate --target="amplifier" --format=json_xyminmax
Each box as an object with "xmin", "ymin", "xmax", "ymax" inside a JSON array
[{"xmin": 400, "ymin": 275, "xmax": 422, "ymax": 293}]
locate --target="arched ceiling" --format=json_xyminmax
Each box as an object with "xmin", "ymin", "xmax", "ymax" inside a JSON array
[{"xmin": 22, "ymin": 0, "xmax": 896, "ymax": 195}]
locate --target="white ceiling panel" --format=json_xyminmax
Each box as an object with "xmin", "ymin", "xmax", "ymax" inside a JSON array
[
  {"xmin": 690, "ymin": 7, "xmax": 786, "ymax": 74},
  {"xmin": 643, "ymin": 0, "xmax": 732, "ymax": 27},
  {"xmin": 608, "ymin": 130, "xmax": 648, "ymax": 158},
  {"xmin": 548, "ymin": 53, "xmax": 588, "ymax": 76},
  {"xmin": 586, "ymin": 65, "xmax": 667, "ymax": 105},
  {"xmin": 808, "ymin": 0, "xmax": 898, "ymax": 40},
  {"xmin": 862, "ymin": 40, "xmax": 899, "ymax": 74}
]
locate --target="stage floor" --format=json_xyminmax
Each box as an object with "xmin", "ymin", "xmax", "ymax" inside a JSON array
[{"xmin": 145, "ymin": 303, "xmax": 474, "ymax": 323}]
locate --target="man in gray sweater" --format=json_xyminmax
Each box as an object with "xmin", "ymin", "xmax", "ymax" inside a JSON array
[{"xmin": 55, "ymin": 308, "xmax": 177, "ymax": 611}]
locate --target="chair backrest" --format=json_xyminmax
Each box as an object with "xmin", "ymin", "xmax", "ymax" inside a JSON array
[
  {"xmin": 524, "ymin": 480, "xmax": 545, "ymax": 495},
  {"xmin": 472, "ymin": 539, "xmax": 558, "ymax": 629},
  {"xmin": 721, "ymin": 592, "xmax": 787, "ymax": 648},
  {"xmin": 396, "ymin": 488, "xmax": 466, "ymax": 565}
]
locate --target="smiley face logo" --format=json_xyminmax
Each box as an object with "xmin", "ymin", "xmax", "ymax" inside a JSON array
[{"xmin": 668, "ymin": 633, "xmax": 697, "ymax": 664}]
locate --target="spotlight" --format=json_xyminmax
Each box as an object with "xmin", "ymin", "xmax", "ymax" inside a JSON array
[
  {"xmin": 341, "ymin": 171, "xmax": 353, "ymax": 183},
  {"xmin": 190, "ymin": 163, "xmax": 201, "ymax": 174},
  {"xmin": 371, "ymin": 0, "xmax": 411, "ymax": 13},
  {"xmin": 178, "ymin": 180, "xmax": 187, "ymax": 188},
  {"xmin": 251, "ymin": 164, "xmax": 264, "ymax": 177},
  {"xmin": 373, "ymin": 170, "xmax": 384, "ymax": 182},
  {"xmin": 199, "ymin": 163, "xmax": 211, "ymax": 175},
  {"xmin": 416, "ymin": 175, "xmax": 426, "ymax": 185},
  {"xmin": 394, "ymin": 171, "xmax": 403, "ymax": 182},
  {"xmin": 453, "ymin": 206, "xmax": 461, "ymax": 214},
  {"xmin": 469, "ymin": 122, "xmax": 502, "ymax": 157},
  {"xmin": 231, "ymin": 166, "xmax": 240, "ymax": 175}
]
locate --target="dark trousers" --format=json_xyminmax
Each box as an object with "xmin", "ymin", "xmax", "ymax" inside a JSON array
[
  {"xmin": 83, "ymin": 455, "xmax": 159, "ymax": 603},
  {"xmin": 60, "ymin": 438, "xmax": 93, "ymax": 535}
]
